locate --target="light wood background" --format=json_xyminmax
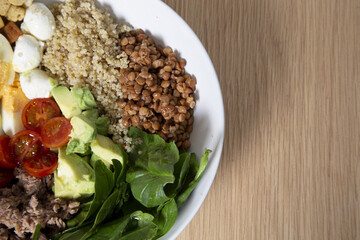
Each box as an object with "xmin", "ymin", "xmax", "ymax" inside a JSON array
[{"xmin": 162, "ymin": 0, "xmax": 360, "ymax": 239}]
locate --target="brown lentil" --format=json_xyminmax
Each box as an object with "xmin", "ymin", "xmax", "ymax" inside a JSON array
[{"xmin": 117, "ymin": 29, "xmax": 197, "ymax": 149}]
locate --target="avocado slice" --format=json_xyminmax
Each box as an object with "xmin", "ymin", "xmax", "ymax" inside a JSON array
[
  {"xmin": 90, "ymin": 134, "xmax": 126, "ymax": 168},
  {"xmin": 53, "ymin": 147, "xmax": 95, "ymax": 199},
  {"xmin": 51, "ymin": 86, "xmax": 81, "ymax": 118},
  {"xmin": 81, "ymin": 110, "xmax": 109, "ymax": 135},
  {"xmin": 71, "ymin": 87, "xmax": 97, "ymax": 110},
  {"xmin": 66, "ymin": 115, "xmax": 97, "ymax": 155},
  {"xmin": 95, "ymin": 116, "xmax": 109, "ymax": 135},
  {"xmin": 70, "ymin": 115, "xmax": 97, "ymax": 143},
  {"xmin": 81, "ymin": 109, "xmax": 99, "ymax": 121}
]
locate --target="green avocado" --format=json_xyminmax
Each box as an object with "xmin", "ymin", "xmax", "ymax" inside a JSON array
[
  {"xmin": 81, "ymin": 109, "xmax": 99, "ymax": 121},
  {"xmin": 81, "ymin": 110, "xmax": 109, "ymax": 135},
  {"xmin": 66, "ymin": 140, "xmax": 91, "ymax": 155},
  {"xmin": 51, "ymin": 86, "xmax": 81, "ymax": 118},
  {"xmin": 71, "ymin": 87, "xmax": 97, "ymax": 110},
  {"xmin": 53, "ymin": 147, "xmax": 95, "ymax": 199},
  {"xmin": 66, "ymin": 115, "xmax": 97, "ymax": 155},
  {"xmin": 95, "ymin": 116, "xmax": 109, "ymax": 135},
  {"xmin": 70, "ymin": 115, "xmax": 97, "ymax": 142},
  {"xmin": 90, "ymin": 134, "xmax": 126, "ymax": 168}
]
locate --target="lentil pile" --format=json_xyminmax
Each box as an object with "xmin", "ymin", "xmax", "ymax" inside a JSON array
[{"xmin": 117, "ymin": 29, "xmax": 196, "ymax": 149}]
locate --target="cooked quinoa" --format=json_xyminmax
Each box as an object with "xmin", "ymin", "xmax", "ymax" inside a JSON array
[{"xmin": 41, "ymin": 0, "xmax": 133, "ymax": 150}]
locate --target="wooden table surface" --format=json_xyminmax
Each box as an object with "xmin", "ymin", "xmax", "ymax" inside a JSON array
[{"xmin": 162, "ymin": 0, "xmax": 360, "ymax": 239}]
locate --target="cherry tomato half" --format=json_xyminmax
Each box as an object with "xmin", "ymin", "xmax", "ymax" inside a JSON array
[
  {"xmin": 23, "ymin": 152, "xmax": 58, "ymax": 178},
  {"xmin": 0, "ymin": 167, "xmax": 14, "ymax": 188},
  {"xmin": 9, "ymin": 130, "xmax": 48, "ymax": 165},
  {"xmin": 0, "ymin": 135, "xmax": 16, "ymax": 168},
  {"xmin": 22, "ymin": 98, "xmax": 61, "ymax": 133},
  {"xmin": 41, "ymin": 117, "xmax": 72, "ymax": 149}
]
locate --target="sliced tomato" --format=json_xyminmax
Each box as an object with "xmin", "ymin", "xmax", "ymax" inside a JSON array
[
  {"xmin": 9, "ymin": 130, "xmax": 48, "ymax": 165},
  {"xmin": 0, "ymin": 167, "xmax": 14, "ymax": 188},
  {"xmin": 22, "ymin": 98, "xmax": 62, "ymax": 133},
  {"xmin": 41, "ymin": 117, "xmax": 72, "ymax": 149},
  {"xmin": 0, "ymin": 135, "xmax": 16, "ymax": 168},
  {"xmin": 23, "ymin": 152, "xmax": 58, "ymax": 178}
]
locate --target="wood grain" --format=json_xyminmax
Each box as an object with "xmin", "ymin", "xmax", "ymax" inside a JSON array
[{"xmin": 162, "ymin": 0, "xmax": 360, "ymax": 239}]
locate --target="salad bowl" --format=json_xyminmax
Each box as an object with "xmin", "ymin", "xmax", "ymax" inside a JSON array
[{"xmin": 36, "ymin": 0, "xmax": 225, "ymax": 239}]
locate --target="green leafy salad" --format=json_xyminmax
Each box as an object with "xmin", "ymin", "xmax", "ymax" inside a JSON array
[{"xmin": 48, "ymin": 86, "xmax": 211, "ymax": 240}]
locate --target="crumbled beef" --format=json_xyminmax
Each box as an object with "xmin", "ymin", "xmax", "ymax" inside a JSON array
[{"xmin": 0, "ymin": 168, "xmax": 80, "ymax": 239}]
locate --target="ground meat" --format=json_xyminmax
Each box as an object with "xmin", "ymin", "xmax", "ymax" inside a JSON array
[
  {"xmin": 0, "ymin": 168, "xmax": 80, "ymax": 239},
  {"xmin": 0, "ymin": 225, "xmax": 19, "ymax": 240}
]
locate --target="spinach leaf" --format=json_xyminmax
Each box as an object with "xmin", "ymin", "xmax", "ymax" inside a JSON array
[
  {"xmin": 113, "ymin": 159, "xmax": 123, "ymax": 186},
  {"xmin": 82, "ymin": 160, "xmax": 130, "ymax": 239},
  {"xmin": 113, "ymin": 159, "xmax": 128, "ymax": 188},
  {"xmin": 112, "ymin": 159, "xmax": 129, "ymax": 214},
  {"xmin": 32, "ymin": 223, "xmax": 41, "ymax": 240},
  {"xmin": 119, "ymin": 211, "xmax": 158, "ymax": 240},
  {"xmin": 95, "ymin": 116, "xmax": 109, "ymax": 135},
  {"xmin": 155, "ymin": 199, "xmax": 178, "ymax": 238},
  {"xmin": 164, "ymin": 152, "xmax": 193, "ymax": 197},
  {"xmin": 80, "ymin": 189, "xmax": 122, "ymax": 239},
  {"xmin": 66, "ymin": 210, "xmax": 88, "ymax": 228},
  {"xmin": 121, "ymin": 195, "xmax": 150, "ymax": 216},
  {"xmin": 176, "ymin": 149, "xmax": 211, "ymax": 207},
  {"xmin": 126, "ymin": 170, "xmax": 174, "ymax": 208},
  {"xmin": 92, "ymin": 189, "xmax": 121, "ymax": 227},
  {"xmin": 114, "ymin": 181, "xmax": 129, "ymax": 214},
  {"xmin": 84, "ymin": 211, "xmax": 157, "ymax": 240},
  {"xmin": 128, "ymin": 127, "xmax": 179, "ymax": 174},
  {"xmin": 66, "ymin": 159, "xmax": 128, "ymax": 231},
  {"xmin": 51, "ymin": 223, "xmax": 92, "ymax": 240},
  {"xmin": 67, "ymin": 201, "xmax": 93, "ymax": 228},
  {"xmin": 187, "ymin": 152, "xmax": 200, "ymax": 179},
  {"xmin": 126, "ymin": 127, "xmax": 179, "ymax": 208},
  {"xmin": 58, "ymin": 225, "xmax": 92, "ymax": 240},
  {"xmin": 81, "ymin": 160, "xmax": 114, "ymax": 224},
  {"xmin": 86, "ymin": 214, "xmax": 130, "ymax": 240}
]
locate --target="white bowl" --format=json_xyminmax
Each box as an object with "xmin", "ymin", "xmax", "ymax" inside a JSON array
[{"xmin": 41, "ymin": 0, "xmax": 225, "ymax": 239}]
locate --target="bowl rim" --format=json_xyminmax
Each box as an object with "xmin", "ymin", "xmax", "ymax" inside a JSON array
[{"xmin": 155, "ymin": 1, "xmax": 225, "ymax": 239}]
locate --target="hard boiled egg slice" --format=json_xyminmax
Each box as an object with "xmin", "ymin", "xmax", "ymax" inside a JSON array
[
  {"xmin": 13, "ymin": 34, "xmax": 42, "ymax": 73},
  {"xmin": 23, "ymin": 3, "xmax": 55, "ymax": 41},
  {"xmin": 0, "ymin": 61, "xmax": 13, "ymax": 98},
  {"xmin": 2, "ymin": 81, "xmax": 28, "ymax": 137},
  {"xmin": 20, "ymin": 69, "xmax": 58, "ymax": 99},
  {"xmin": 0, "ymin": 34, "xmax": 15, "ymax": 85},
  {"xmin": 2, "ymin": 108, "xmax": 23, "ymax": 137}
]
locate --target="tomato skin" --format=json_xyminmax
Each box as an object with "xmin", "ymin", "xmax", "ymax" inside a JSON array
[
  {"xmin": 9, "ymin": 130, "xmax": 48, "ymax": 165},
  {"xmin": 23, "ymin": 152, "xmax": 58, "ymax": 178},
  {"xmin": 41, "ymin": 117, "xmax": 72, "ymax": 149},
  {"xmin": 0, "ymin": 168, "xmax": 14, "ymax": 188},
  {"xmin": 0, "ymin": 135, "xmax": 16, "ymax": 168},
  {"xmin": 22, "ymin": 98, "xmax": 61, "ymax": 133}
]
